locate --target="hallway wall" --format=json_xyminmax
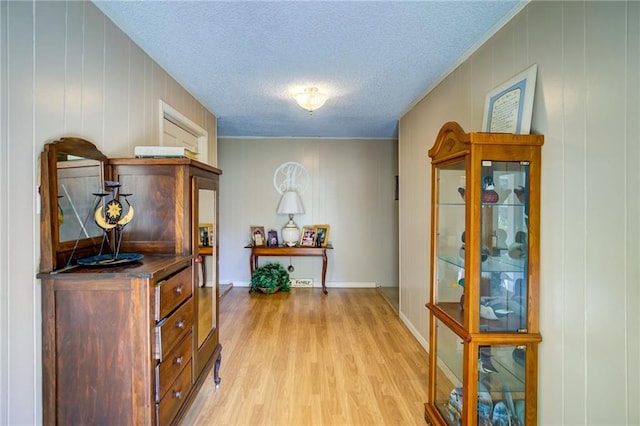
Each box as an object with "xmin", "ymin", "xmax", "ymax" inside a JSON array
[
  {"xmin": 0, "ymin": 2, "xmax": 217, "ymax": 423},
  {"xmin": 399, "ymin": 1, "xmax": 639, "ymax": 423},
  {"xmin": 217, "ymin": 137, "xmax": 398, "ymax": 290}
]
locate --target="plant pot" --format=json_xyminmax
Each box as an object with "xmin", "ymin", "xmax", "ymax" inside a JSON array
[{"xmin": 258, "ymin": 285, "xmax": 281, "ymax": 294}]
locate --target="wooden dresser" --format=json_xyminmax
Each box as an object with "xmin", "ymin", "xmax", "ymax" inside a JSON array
[
  {"xmin": 38, "ymin": 139, "xmax": 221, "ymax": 425},
  {"xmin": 40, "ymin": 256, "xmax": 194, "ymax": 424}
]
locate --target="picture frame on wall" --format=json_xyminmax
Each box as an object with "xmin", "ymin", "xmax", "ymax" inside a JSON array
[
  {"xmin": 267, "ymin": 229, "xmax": 279, "ymax": 247},
  {"xmin": 482, "ymin": 63, "xmax": 538, "ymax": 134},
  {"xmin": 314, "ymin": 224, "xmax": 330, "ymax": 247},
  {"xmin": 299, "ymin": 226, "xmax": 316, "ymax": 247},
  {"xmin": 250, "ymin": 226, "xmax": 266, "ymax": 246}
]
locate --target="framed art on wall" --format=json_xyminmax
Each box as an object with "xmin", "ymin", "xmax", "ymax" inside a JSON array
[{"xmin": 482, "ymin": 64, "xmax": 537, "ymax": 134}]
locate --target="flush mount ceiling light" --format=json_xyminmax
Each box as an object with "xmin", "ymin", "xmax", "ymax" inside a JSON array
[{"xmin": 293, "ymin": 87, "xmax": 328, "ymax": 114}]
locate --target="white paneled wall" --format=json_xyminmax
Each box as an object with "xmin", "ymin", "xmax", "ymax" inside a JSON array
[
  {"xmin": 218, "ymin": 137, "xmax": 398, "ymax": 290},
  {"xmin": 399, "ymin": 1, "xmax": 639, "ymax": 424},
  {"xmin": 0, "ymin": 2, "xmax": 217, "ymax": 423}
]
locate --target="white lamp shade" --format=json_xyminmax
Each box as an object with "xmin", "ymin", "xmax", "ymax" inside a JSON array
[{"xmin": 276, "ymin": 191, "xmax": 305, "ymax": 215}]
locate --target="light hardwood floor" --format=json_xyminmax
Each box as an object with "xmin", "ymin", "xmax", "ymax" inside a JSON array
[{"xmin": 181, "ymin": 287, "xmax": 431, "ymax": 425}]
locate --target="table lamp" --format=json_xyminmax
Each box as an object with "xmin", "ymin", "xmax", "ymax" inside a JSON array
[{"xmin": 276, "ymin": 190, "xmax": 305, "ymax": 246}]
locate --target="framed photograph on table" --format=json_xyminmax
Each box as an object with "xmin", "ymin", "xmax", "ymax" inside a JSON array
[
  {"xmin": 299, "ymin": 226, "xmax": 316, "ymax": 247},
  {"xmin": 267, "ymin": 229, "xmax": 279, "ymax": 247},
  {"xmin": 482, "ymin": 64, "xmax": 537, "ymax": 134},
  {"xmin": 199, "ymin": 223, "xmax": 213, "ymax": 247},
  {"xmin": 314, "ymin": 224, "xmax": 330, "ymax": 247},
  {"xmin": 250, "ymin": 226, "xmax": 266, "ymax": 246}
]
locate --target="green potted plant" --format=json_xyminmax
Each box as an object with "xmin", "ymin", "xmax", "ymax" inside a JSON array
[{"xmin": 250, "ymin": 262, "xmax": 291, "ymax": 294}]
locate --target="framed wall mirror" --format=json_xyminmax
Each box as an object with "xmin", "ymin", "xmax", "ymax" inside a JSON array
[{"xmin": 40, "ymin": 137, "xmax": 108, "ymax": 273}]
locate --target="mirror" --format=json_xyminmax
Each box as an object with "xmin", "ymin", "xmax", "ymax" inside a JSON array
[
  {"xmin": 40, "ymin": 137, "xmax": 107, "ymax": 273},
  {"xmin": 196, "ymin": 186, "xmax": 217, "ymax": 348},
  {"xmin": 57, "ymin": 156, "xmax": 103, "ymax": 242}
]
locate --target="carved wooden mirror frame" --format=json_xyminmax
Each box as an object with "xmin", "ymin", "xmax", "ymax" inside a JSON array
[{"xmin": 39, "ymin": 137, "xmax": 108, "ymax": 273}]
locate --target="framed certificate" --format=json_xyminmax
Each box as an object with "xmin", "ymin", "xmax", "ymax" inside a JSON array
[{"xmin": 482, "ymin": 64, "xmax": 537, "ymax": 134}]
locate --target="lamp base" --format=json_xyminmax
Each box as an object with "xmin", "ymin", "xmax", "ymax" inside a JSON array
[{"xmin": 281, "ymin": 218, "xmax": 300, "ymax": 247}]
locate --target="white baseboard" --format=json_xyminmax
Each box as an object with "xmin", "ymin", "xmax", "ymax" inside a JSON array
[
  {"xmin": 400, "ymin": 311, "xmax": 430, "ymax": 353},
  {"xmin": 232, "ymin": 281, "xmax": 377, "ymax": 289},
  {"xmin": 327, "ymin": 281, "xmax": 376, "ymax": 288}
]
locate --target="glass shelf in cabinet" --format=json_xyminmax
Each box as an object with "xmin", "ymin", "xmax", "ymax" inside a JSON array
[
  {"xmin": 438, "ymin": 201, "xmax": 466, "ymax": 206},
  {"xmin": 438, "ymin": 254, "xmax": 525, "ymax": 273},
  {"xmin": 478, "ymin": 309, "xmax": 528, "ymax": 333},
  {"xmin": 481, "ymin": 255, "xmax": 526, "ymax": 273}
]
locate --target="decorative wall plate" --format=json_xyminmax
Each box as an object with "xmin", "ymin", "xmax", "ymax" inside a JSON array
[{"xmin": 273, "ymin": 161, "xmax": 309, "ymax": 194}]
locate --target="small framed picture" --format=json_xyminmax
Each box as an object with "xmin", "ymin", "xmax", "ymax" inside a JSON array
[
  {"xmin": 250, "ymin": 226, "xmax": 266, "ymax": 246},
  {"xmin": 199, "ymin": 223, "xmax": 213, "ymax": 247},
  {"xmin": 299, "ymin": 226, "xmax": 316, "ymax": 247},
  {"xmin": 314, "ymin": 224, "xmax": 330, "ymax": 247},
  {"xmin": 267, "ymin": 229, "xmax": 279, "ymax": 247}
]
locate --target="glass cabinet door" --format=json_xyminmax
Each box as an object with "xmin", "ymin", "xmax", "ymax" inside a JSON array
[
  {"xmin": 434, "ymin": 160, "xmax": 466, "ymax": 321},
  {"xmin": 478, "ymin": 160, "xmax": 530, "ymax": 333},
  {"xmin": 475, "ymin": 344, "xmax": 528, "ymax": 426},
  {"xmin": 435, "ymin": 340, "xmax": 529, "ymax": 426},
  {"xmin": 434, "ymin": 320, "xmax": 464, "ymax": 425}
]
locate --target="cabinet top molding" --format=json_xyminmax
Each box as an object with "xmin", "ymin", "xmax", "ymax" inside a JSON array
[{"xmin": 428, "ymin": 121, "xmax": 544, "ymax": 160}]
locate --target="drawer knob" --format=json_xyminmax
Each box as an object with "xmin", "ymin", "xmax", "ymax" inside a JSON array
[
  {"xmin": 176, "ymin": 319, "xmax": 186, "ymax": 329},
  {"xmin": 175, "ymin": 285, "xmax": 183, "ymax": 295},
  {"xmin": 173, "ymin": 390, "xmax": 183, "ymax": 399},
  {"xmin": 174, "ymin": 356, "xmax": 183, "ymax": 365}
]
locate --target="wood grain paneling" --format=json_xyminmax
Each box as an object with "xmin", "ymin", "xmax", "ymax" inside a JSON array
[
  {"xmin": 399, "ymin": 1, "xmax": 640, "ymax": 424},
  {"xmin": 2, "ymin": 2, "xmax": 217, "ymax": 423},
  {"xmin": 55, "ymin": 288, "xmax": 134, "ymax": 424},
  {"xmin": 218, "ymin": 137, "xmax": 398, "ymax": 289},
  {"xmin": 5, "ymin": 2, "xmax": 37, "ymax": 425}
]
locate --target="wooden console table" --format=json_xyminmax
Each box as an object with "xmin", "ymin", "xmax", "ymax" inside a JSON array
[{"xmin": 245, "ymin": 244, "xmax": 333, "ymax": 294}]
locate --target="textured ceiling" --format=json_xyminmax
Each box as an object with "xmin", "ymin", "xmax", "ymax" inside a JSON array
[{"xmin": 93, "ymin": 1, "xmax": 525, "ymax": 139}]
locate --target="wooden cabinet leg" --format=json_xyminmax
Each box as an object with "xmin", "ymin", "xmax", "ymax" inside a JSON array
[
  {"xmin": 214, "ymin": 352, "xmax": 222, "ymax": 388},
  {"xmin": 321, "ymin": 249, "xmax": 328, "ymax": 294}
]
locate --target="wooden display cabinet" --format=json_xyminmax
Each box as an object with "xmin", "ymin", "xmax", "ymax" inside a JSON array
[{"xmin": 424, "ymin": 122, "xmax": 543, "ymax": 425}]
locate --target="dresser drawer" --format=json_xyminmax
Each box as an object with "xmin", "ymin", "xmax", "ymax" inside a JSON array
[
  {"xmin": 155, "ymin": 266, "xmax": 193, "ymax": 321},
  {"xmin": 156, "ymin": 358, "xmax": 193, "ymax": 425},
  {"xmin": 156, "ymin": 299, "xmax": 193, "ymax": 360},
  {"xmin": 156, "ymin": 331, "xmax": 192, "ymax": 401}
]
